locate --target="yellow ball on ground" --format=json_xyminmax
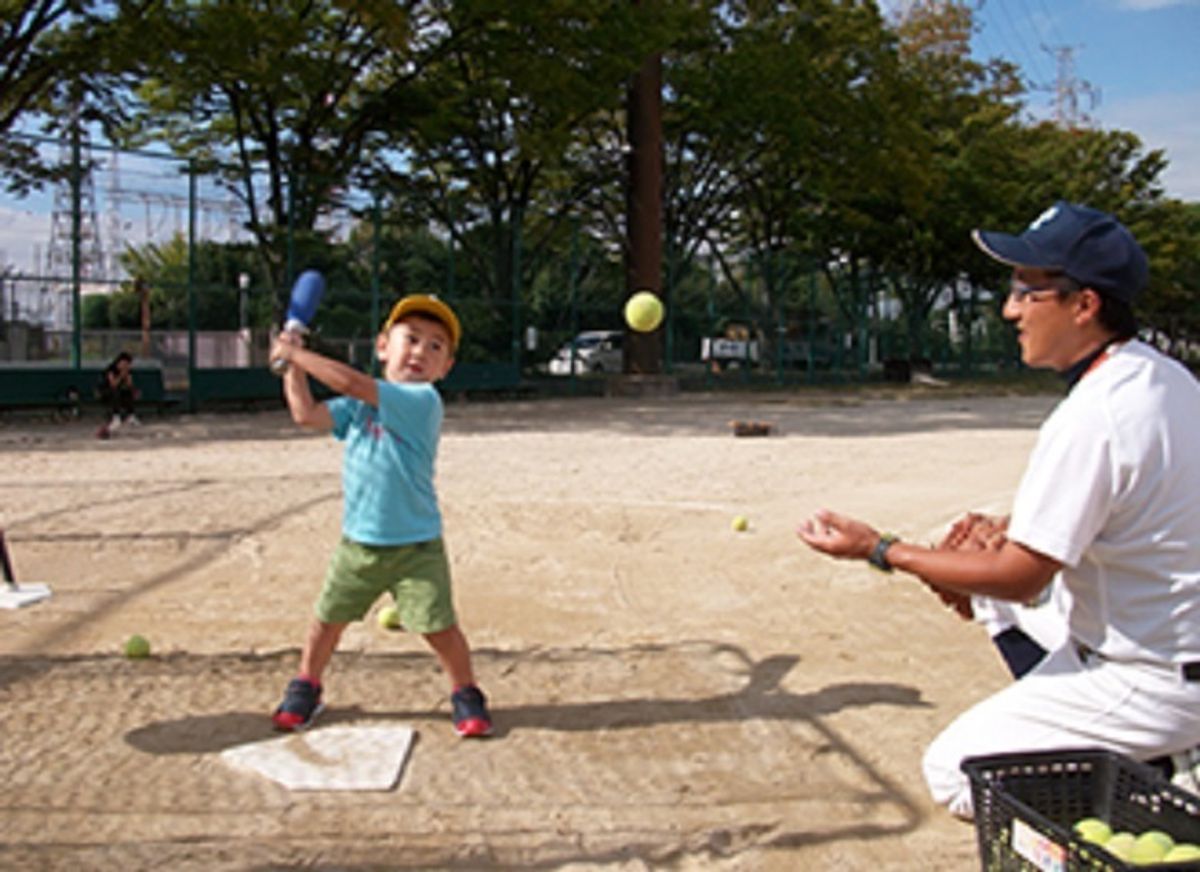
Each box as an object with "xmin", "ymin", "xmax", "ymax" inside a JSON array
[
  {"xmin": 732, "ymin": 515, "xmax": 749, "ymax": 532},
  {"xmin": 624, "ymin": 291, "xmax": 664, "ymax": 333},
  {"xmin": 123, "ymin": 634, "xmax": 151, "ymax": 659},
  {"xmin": 378, "ymin": 605, "xmax": 403, "ymax": 630}
]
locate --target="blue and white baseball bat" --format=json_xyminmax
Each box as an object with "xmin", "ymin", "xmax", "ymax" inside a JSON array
[{"xmin": 271, "ymin": 270, "xmax": 326, "ymax": 374}]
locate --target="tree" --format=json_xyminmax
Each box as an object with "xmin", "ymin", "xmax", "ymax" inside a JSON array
[
  {"xmin": 375, "ymin": 0, "xmax": 694, "ymax": 322},
  {"xmin": 104, "ymin": 0, "xmax": 440, "ymax": 287},
  {"xmin": 659, "ymin": 0, "xmax": 904, "ymax": 363},
  {"xmin": 964, "ymin": 123, "xmax": 1186, "ymax": 343},
  {"xmin": 994, "ymin": 122, "xmax": 1168, "ymax": 221},
  {"xmin": 853, "ymin": 0, "xmax": 1025, "ymax": 362},
  {"xmin": 1126, "ymin": 199, "xmax": 1200, "ymax": 360},
  {"xmin": 0, "ymin": 0, "xmax": 121, "ymax": 193},
  {"xmin": 111, "ymin": 234, "xmax": 266, "ymax": 330}
]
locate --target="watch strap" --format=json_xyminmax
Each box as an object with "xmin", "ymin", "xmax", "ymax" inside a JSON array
[{"xmin": 868, "ymin": 534, "xmax": 898, "ymax": 573}]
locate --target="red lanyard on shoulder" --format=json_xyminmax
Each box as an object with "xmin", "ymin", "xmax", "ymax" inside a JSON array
[
  {"xmin": 1083, "ymin": 347, "xmax": 1112, "ymax": 378},
  {"xmin": 1064, "ymin": 339, "xmax": 1122, "ymax": 389}
]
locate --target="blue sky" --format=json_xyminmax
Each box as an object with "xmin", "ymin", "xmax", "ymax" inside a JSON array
[{"xmin": 884, "ymin": 0, "xmax": 1200, "ymax": 201}]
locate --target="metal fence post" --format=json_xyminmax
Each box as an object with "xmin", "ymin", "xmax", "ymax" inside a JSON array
[
  {"xmin": 568, "ymin": 217, "xmax": 580, "ymax": 395},
  {"xmin": 70, "ymin": 119, "xmax": 82, "ymax": 369},
  {"xmin": 186, "ymin": 158, "xmax": 198, "ymax": 412},
  {"xmin": 371, "ymin": 194, "xmax": 382, "ymax": 375},
  {"xmin": 511, "ymin": 204, "xmax": 523, "ymax": 371}
]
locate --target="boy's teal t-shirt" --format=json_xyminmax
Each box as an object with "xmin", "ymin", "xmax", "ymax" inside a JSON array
[{"xmin": 326, "ymin": 381, "xmax": 443, "ymax": 546}]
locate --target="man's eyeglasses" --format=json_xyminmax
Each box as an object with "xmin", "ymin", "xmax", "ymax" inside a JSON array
[{"xmin": 1007, "ymin": 277, "xmax": 1074, "ymax": 303}]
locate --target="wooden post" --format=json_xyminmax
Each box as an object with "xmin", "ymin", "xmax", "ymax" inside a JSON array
[{"xmin": 624, "ymin": 51, "xmax": 664, "ymax": 376}]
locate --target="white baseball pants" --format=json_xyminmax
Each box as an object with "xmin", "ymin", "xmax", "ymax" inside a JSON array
[{"xmin": 923, "ymin": 642, "xmax": 1200, "ymax": 818}]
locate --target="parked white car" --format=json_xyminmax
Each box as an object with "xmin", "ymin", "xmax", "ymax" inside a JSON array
[
  {"xmin": 700, "ymin": 336, "xmax": 759, "ymax": 370},
  {"xmin": 546, "ymin": 330, "xmax": 624, "ymax": 375}
]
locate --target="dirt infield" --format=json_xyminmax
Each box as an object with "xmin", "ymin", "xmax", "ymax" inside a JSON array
[{"xmin": 0, "ymin": 389, "xmax": 1059, "ymax": 870}]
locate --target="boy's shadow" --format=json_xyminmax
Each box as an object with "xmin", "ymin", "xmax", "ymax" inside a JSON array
[{"xmin": 125, "ymin": 648, "xmax": 927, "ymax": 755}]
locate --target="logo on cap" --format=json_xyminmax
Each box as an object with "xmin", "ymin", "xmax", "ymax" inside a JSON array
[{"xmin": 1028, "ymin": 205, "xmax": 1059, "ymax": 232}]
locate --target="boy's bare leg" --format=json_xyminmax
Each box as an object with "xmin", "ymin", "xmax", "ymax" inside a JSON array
[
  {"xmin": 425, "ymin": 624, "xmax": 491, "ymax": 736},
  {"xmin": 274, "ymin": 619, "xmax": 346, "ymax": 731},
  {"xmin": 423, "ymin": 625, "xmax": 476, "ymax": 689},
  {"xmin": 298, "ymin": 619, "xmax": 348, "ymax": 684}
]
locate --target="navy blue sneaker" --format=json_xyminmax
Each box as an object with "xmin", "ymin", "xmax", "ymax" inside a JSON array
[
  {"xmin": 451, "ymin": 685, "xmax": 493, "ymax": 738},
  {"xmin": 273, "ymin": 677, "xmax": 324, "ymax": 732}
]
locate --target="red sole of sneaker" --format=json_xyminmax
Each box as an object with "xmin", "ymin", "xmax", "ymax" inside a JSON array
[
  {"xmin": 272, "ymin": 703, "xmax": 325, "ymax": 732},
  {"xmin": 454, "ymin": 718, "xmax": 493, "ymax": 738}
]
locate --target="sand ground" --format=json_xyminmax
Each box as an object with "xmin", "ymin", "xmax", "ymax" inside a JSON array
[{"xmin": 0, "ymin": 387, "xmax": 1061, "ymax": 870}]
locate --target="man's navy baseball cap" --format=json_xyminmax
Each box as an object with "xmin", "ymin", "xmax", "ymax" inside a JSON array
[{"xmin": 972, "ymin": 201, "xmax": 1148, "ymax": 302}]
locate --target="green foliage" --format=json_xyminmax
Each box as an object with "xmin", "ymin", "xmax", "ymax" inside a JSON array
[
  {"xmin": 1132, "ymin": 200, "xmax": 1200, "ymax": 359},
  {"xmin": 113, "ymin": 234, "xmax": 268, "ymax": 330},
  {"xmin": 100, "ymin": 0, "xmax": 437, "ymax": 285},
  {"xmin": 81, "ymin": 292, "xmax": 110, "ymax": 329},
  {"xmin": 850, "ymin": 1, "xmax": 1027, "ymax": 358},
  {"xmin": 375, "ymin": 0, "xmax": 700, "ymax": 311},
  {"xmin": 3, "ymin": 0, "xmax": 1197, "ymax": 375},
  {"xmin": 0, "ymin": 0, "xmax": 116, "ymax": 193}
]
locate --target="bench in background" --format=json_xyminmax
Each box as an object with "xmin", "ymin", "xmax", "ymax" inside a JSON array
[{"xmin": 0, "ymin": 364, "xmax": 172, "ymax": 415}]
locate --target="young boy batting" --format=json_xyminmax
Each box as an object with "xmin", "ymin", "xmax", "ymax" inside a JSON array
[{"xmin": 269, "ymin": 294, "xmax": 492, "ymax": 738}]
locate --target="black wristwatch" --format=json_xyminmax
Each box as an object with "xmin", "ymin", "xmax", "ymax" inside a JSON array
[{"xmin": 868, "ymin": 535, "xmax": 898, "ymax": 573}]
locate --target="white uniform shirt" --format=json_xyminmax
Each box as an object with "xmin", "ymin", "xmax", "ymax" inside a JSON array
[{"xmin": 1007, "ymin": 340, "xmax": 1200, "ymax": 664}]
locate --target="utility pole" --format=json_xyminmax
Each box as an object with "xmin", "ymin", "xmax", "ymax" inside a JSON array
[{"xmin": 624, "ymin": 50, "xmax": 663, "ymax": 376}]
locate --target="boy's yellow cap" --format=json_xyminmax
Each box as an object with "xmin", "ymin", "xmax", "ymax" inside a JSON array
[{"xmin": 382, "ymin": 294, "xmax": 461, "ymax": 351}]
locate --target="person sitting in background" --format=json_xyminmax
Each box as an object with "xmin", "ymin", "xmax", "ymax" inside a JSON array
[{"xmin": 96, "ymin": 351, "xmax": 140, "ymax": 439}]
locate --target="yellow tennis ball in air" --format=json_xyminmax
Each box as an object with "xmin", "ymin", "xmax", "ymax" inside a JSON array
[
  {"xmin": 378, "ymin": 605, "xmax": 403, "ymax": 630},
  {"xmin": 732, "ymin": 515, "xmax": 749, "ymax": 532},
  {"xmin": 625, "ymin": 291, "xmax": 664, "ymax": 333},
  {"xmin": 124, "ymin": 634, "xmax": 151, "ymax": 659}
]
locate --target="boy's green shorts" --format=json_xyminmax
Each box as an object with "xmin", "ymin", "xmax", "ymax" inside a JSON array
[{"xmin": 314, "ymin": 537, "xmax": 456, "ymax": 633}]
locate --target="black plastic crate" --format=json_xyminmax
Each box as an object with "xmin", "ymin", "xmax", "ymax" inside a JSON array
[{"xmin": 963, "ymin": 748, "xmax": 1200, "ymax": 871}]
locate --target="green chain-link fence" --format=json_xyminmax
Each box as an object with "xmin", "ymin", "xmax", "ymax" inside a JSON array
[{"xmin": 1, "ymin": 132, "xmax": 1024, "ymax": 413}]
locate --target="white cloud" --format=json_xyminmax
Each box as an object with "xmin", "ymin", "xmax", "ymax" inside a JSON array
[{"xmin": 1099, "ymin": 90, "xmax": 1200, "ymax": 202}]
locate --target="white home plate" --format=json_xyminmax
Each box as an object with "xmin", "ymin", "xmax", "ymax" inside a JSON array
[
  {"xmin": 0, "ymin": 583, "xmax": 52, "ymax": 610},
  {"xmin": 220, "ymin": 723, "xmax": 416, "ymax": 791}
]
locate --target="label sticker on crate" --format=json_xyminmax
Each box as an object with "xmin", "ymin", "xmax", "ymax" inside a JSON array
[{"xmin": 1012, "ymin": 817, "xmax": 1066, "ymax": 872}]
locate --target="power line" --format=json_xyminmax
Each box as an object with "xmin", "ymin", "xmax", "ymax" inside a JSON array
[
  {"xmin": 1031, "ymin": 0, "xmax": 1069, "ymax": 48},
  {"xmin": 971, "ymin": 2, "xmax": 1024, "ymax": 67},
  {"xmin": 983, "ymin": 0, "xmax": 1054, "ymax": 89},
  {"xmin": 1014, "ymin": 0, "xmax": 1057, "ymax": 63}
]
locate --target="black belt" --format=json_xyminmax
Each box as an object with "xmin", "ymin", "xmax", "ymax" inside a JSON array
[{"xmin": 1074, "ymin": 641, "xmax": 1200, "ymax": 683}]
